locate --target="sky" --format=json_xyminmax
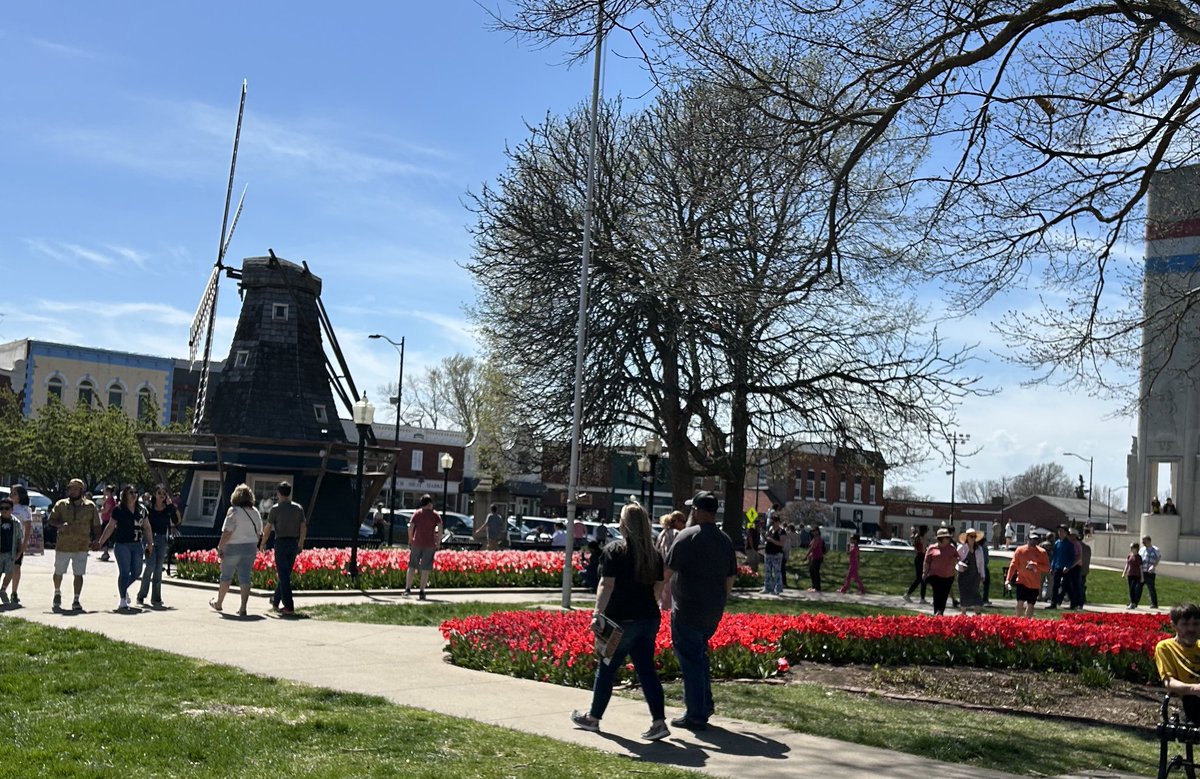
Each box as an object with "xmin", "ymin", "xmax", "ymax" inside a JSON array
[{"xmin": 0, "ymin": 2, "xmax": 1139, "ymax": 509}]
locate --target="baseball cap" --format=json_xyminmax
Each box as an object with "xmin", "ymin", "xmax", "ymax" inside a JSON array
[{"xmin": 685, "ymin": 491, "xmax": 719, "ymax": 512}]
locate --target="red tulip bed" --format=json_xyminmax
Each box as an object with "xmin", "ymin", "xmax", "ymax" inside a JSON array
[
  {"xmin": 175, "ymin": 548, "xmax": 585, "ymax": 589},
  {"xmin": 174, "ymin": 547, "xmax": 763, "ymax": 591},
  {"xmin": 440, "ymin": 609, "xmax": 1174, "ymax": 688}
]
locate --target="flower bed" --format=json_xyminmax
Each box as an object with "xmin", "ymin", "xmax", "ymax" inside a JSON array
[
  {"xmin": 174, "ymin": 547, "xmax": 762, "ymax": 591},
  {"xmin": 440, "ymin": 609, "xmax": 1172, "ymax": 688},
  {"xmin": 174, "ymin": 548, "xmax": 584, "ymax": 590}
]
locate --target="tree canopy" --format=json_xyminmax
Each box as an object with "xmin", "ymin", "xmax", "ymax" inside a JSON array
[{"xmin": 495, "ymin": 0, "xmax": 1200, "ymax": 408}]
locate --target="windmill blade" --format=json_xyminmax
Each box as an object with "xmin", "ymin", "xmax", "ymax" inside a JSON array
[
  {"xmin": 188, "ymin": 266, "xmax": 221, "ymax": 364},
  {"xmin": 220, "ymin": 183, "xmax": 248, "ymax": 262},
  {"xmin": 215, "ymin": 79, "xmax": 247, "ymax": 270}
]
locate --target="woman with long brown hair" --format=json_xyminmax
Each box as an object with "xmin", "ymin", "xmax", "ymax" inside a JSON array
[{"xmin": 571, "ymin": 501, "xmax": 669, "ymax": 741}]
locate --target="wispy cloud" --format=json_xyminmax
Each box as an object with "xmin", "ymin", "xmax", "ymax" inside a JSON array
[
  {"xmin": 24, "ymin": 238, "xmax": 148, "ymax": 270},
  {"xmin": 29, "ymin": 37, "xmax": 96, "ymax": 60},
  {"xmin": 407, "ymin": 310, "xmax": 479, "ymax": 350}
]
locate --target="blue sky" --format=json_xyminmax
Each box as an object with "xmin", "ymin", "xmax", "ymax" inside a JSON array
[{"xmin": 0, "ymin": 2, "xmax": 1138, "ymax": 508}]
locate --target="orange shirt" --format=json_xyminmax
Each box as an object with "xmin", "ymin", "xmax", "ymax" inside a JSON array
[{"xmin": 1006, "ymin": 544, "xmax": 1050, "ymax": 589}]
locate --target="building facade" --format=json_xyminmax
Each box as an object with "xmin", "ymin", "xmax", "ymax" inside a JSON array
[{"xmin": 0, "ymin": 339, "xmax": 173, "ymax": 427}]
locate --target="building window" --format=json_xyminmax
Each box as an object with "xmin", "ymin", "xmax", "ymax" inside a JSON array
[
  {"xmin": 313, "ymin": 404, "xmax": 328, "ymax": 424},
  {"xmin": 251, "ymin": 477, "xmax": 288, "ymax": 512},
  {"xmin": 272, "ymin": 303, "xmax": 289, "ymax": 321},
  {"xmin": 137, "ymin": 388, "xmax": 155, "ymax": 420},
  {"xmin": 805, "ymin": 469, "xmax": 816, "ymax": 499},
  {"xmin": 235, "ymin": 350, "xmax": 250, "ymax": 368},
  {"xmin": 853, "ymin": 475, "xmax": 863, "ymax": 503},
  {"xmin": 839, "ymin": 477, "xmax": 847, "ymax": 501},
  {"xmin": 411, "ymin": 450, "xmax": 424, "ymax": 472},
  {"xmin": 78, "ymin": 380, "xmax": 95, "ymax": 406},
  {"xmin": 200, "ymin": 478, "xmax": 221, "ymax": 518},
  {"xmin": 819, "ymin": 471, "xmax": 827, "ymax": 501},
  {"xmin": 47, "ymin": 376, "xmax": 64, "ymax": 401},
  {"xmin": 869, "ymin": 480, "xmax": 877, "ymax": 504},
  {"xmin": 107, "ymin": 384, "xmax": 124, "ymax": 409}
]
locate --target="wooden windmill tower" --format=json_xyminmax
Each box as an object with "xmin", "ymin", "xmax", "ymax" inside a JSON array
[{"xmin": 139, "ymin": 82, "xmax": 395, "ymax": 541}]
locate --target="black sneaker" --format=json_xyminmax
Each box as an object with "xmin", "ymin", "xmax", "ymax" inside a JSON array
[
  {"xmin": 52, "ymin": 592, "xmax": 62, "ymax": 609},
  {"xmin": 10, "ymin": 594, "xmax": 19, "ymax": 606},
  {"xmin": 136, "ymin": 597, "xmax": 146, "ymax": 607},
  {"xmin": 669, "ymin": 716, "xmax": 708, "ymax": 731},
  {"xmin": 71, "ymin": 600, "xmax": 82, "ymax": 612}
]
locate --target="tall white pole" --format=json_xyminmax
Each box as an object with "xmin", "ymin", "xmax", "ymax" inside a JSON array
[{"xmin": 562, "ymin": 0, "xmax": 606, "ymax": 609}]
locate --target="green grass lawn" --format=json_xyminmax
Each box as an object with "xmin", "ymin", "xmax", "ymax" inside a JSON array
[
  {"xmin": 0, "ymin": 618, "xmax": 699, "ymax": 779},
  {"xmin": 302, "ymin": 596, "xmax": 912, "ymax": 625},
  {"xmin": 652, "ymin": 681, "xmax": 1156, "ymax": 777}
]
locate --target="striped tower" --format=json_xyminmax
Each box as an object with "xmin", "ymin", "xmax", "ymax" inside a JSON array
[{"xmin": 1134, "ymin": 165, "xmax": 1200, "ymax": 553}]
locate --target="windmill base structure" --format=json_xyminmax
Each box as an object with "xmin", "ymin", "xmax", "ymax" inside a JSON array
[{"xmin": 139, "ymin": 255, "xmax": 396, "ymax": 544}]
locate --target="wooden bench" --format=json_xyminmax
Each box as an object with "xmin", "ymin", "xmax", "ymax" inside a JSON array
[{"xmin": 1159, "ymin": 695, "xmax": 1200, "ymax": 779}]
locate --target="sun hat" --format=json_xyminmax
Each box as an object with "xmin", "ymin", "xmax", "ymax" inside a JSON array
[
  {"xmin": 936, "ymin": 527, "xmax": 952, "ymax": 539},
  {"xmin": 958, "ymin": 528, "xmax": 984, "ymax": 544}
]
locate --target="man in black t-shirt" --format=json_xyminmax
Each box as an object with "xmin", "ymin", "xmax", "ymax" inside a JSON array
[{"xmin": 664, "ymin": 491, "xmax": 737, "ymax": 730}]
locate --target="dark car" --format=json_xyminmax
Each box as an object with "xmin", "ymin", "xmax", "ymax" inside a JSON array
[{"xmin": 440, "ymin": 512, "xmax": 479, "ymax": 548}]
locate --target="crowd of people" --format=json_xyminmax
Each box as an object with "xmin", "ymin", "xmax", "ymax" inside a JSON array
[{"xmin": 0, "ymin": 477, "xmax": 314, "ymax": 617}]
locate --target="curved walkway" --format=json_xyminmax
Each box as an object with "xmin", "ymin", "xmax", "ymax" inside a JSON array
[{"xmin": 1, "ymin": 551, "xmax": 1137, "ymax": 779}]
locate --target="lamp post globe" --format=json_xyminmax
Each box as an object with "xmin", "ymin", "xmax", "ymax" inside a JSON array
[
  {"xmin": 637, "ymin": 454, "xmax": 651, "ymax": 504},
  {"xmin": 349, "ymin": 395, "xmax": 375, "ymax": 582},
  {"xmin": 440, "ymin": 452, "xmax": 454, "ymax": 515}
]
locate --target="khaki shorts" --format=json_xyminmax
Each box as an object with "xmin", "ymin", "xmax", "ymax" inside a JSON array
[{"xmin": 54, "ymin": 551, "xmax": 89, "ymax": 576}]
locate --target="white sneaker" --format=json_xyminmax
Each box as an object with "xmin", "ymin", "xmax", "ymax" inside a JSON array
[{"xmin": 118, "ymin": 598, "xmax": 128, "ymax": 610}]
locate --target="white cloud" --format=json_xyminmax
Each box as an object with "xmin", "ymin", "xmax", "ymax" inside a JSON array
[
  {"xmin": 24, "ymin": 239, "xmax": 152, "ymax": 270},
  {"xmin": 29, "ymin": 37, "xmax": 96, "ymax": 59}
]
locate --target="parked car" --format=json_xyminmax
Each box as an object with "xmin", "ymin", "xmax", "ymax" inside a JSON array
[{"xmin": 440, "ymin": 512, "xmax": 479, "ymax": 548}]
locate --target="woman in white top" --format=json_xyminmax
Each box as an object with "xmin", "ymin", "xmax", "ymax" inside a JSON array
[
  {"xmin": 210, "ymin": 483, "xmax": 263, "ymax": 617},
  {"xmin": 956, "ymin": 529, "xmax": 987, "ymax": 615},
  {"xmin": 7, "ymin": 485, "xmax": 33, "ymax": 605}
]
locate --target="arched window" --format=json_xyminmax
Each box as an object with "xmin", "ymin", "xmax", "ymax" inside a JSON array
[
  {"xmin": 47, "ymin": 376, "xmax": 64, "ymax": 402},
  {"xmin": 78, "ymin": 379, "xmax": 95, "ymax": 407},
  {"xmin": 107, "ymin": 382, "xmax": 125, "ymax": 409},
  {"xmin": 137, "ymin": 387, "xmax": 155, "ymax": 420}
]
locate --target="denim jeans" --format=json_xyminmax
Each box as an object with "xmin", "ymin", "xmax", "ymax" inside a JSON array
[
  {"xmin": 1144, "ymin": 572, "xmax": 1159, "ymax": 608},
  {"xmin": 763, "ymin": 553, "xmax": 783, "ymax": 594},
  {"xmin": 137, "ymin": 533, "xmax": 169, "ymax": 604},
  {"xmin": 671, "ymin": 612, "xmax": 716, "ymax": 722},
  {"xmin": 114, "ymin": 542, "xmax": 144, "ymax": 600},
  {"xmin": 272, "ymin": 538, "xmax": 300, "ymax": 611},
  {"xmin": 1128, "ymin": 577, "xmax": 1142, "ymax": 606},
  {"xmin": 587, "ymin": 615, "xmax": 664, "ymax": 721},
  {"xmin": 808, "ymin": 558, "xmax": 823, "ymax": 591}
]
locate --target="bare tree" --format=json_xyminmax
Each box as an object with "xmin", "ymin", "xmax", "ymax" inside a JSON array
[
  {"xmin": 494, "ymin": 0, "xmax": 1200, "ymax": 407},
  {"xmin": 468, "ymin": 83, "xmax": 979, "ymax": 538},
  {"xmin": 956, "ymin": 479, "xmax": 1008, "ymax": 505},
  {"xmin": 884, "ymin": 484, "xmax": 933, "ymax": 502}
]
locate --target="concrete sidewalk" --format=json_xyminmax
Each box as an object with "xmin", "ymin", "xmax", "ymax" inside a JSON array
[{"xmin": 1, "ymin": 551, "xmax": 1127, "ymax": 779}]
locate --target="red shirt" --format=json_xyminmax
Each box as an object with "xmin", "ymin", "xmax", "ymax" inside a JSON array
[
  {"xmin": 408, "ymin": 507, "xmax": 442, "ymax": 548},
  {"xmin": 924, "ymin": 542, "xmax": 959, "ymax": 578}
]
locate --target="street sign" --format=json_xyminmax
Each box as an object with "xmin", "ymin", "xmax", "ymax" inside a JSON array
[{"xmin": 745, "ymin": 507, "xmax": 758, "ymax": 523}]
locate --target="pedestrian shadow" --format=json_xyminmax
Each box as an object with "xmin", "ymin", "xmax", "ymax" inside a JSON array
[{"xmin": 596, "ymin": 725, "xmax": 789, "ymax": 767}]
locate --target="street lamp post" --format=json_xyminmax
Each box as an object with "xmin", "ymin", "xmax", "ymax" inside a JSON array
[
  {"xmin": 948, "ymin": 432, "xmax": 970, "ymax": 526},
  {"xmin": 645, "ymin": 434, "xmax": 662, "ymax": 516},
  {"xmin": 369, "ymin": 334, "xmax": 404, "ymax": 545},
  {"xmin": 1063, "ymin": 451, "xmax": 1094, "ymax": 523},
  {"xmin": 637, "ymin": 454, "xmax": 651, "ymax": 504},
  {"xmin": 1107, "ymin": 485, "xmax": 1128, "ymax": 530},
  {"xmin": 349, "ymin": 394, "xmax": 375, "ymax": 584},
  {"xmin": 440, "ymin": 452, "xmax": 454, "ymax": 515}
]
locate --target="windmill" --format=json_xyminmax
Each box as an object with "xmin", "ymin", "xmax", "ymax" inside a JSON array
[{"xmin": 188, "ymin": 80, "xmax": 248, "ymax": 433}]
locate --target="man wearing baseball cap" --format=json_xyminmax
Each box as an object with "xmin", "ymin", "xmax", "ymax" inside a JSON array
[
  {"xmin": 47, "ymin": 478, "xmax": 102, "ymax": 612},
  {"xmin": 663, "ymin": 491, "xmax": 737, "ymax": 730}
]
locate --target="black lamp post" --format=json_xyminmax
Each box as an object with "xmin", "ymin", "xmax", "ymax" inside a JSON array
[
  {"xmin": 369, "ymin": 333, "xmax": 404, "ymax": 545},
  {"xmin": 1063, "ymin": 450, "xmax": 1093, "ymax": 524},
  {"xmin": 637, "ymin": 454, "xmax": 650, "ymax": 504},
  {"xmin": 349, "ymin": 394, "xmax": 375, "ymax": 583},
  {"xmin": 440, "ymin": 452, "xmax": 454, "ymax": 515},
  {"xmin": 645, "ymin": 434, "xmax": 662, "ymax": 515},
  {"xmin": 948, "ymin": 432, "xmax": 970, "ymax": 527}
]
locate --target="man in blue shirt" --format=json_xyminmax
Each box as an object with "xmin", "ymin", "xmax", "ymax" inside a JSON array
[{"xmin": 1048, "ymin": 525, "xmax": 1076, "ymax": 609}]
